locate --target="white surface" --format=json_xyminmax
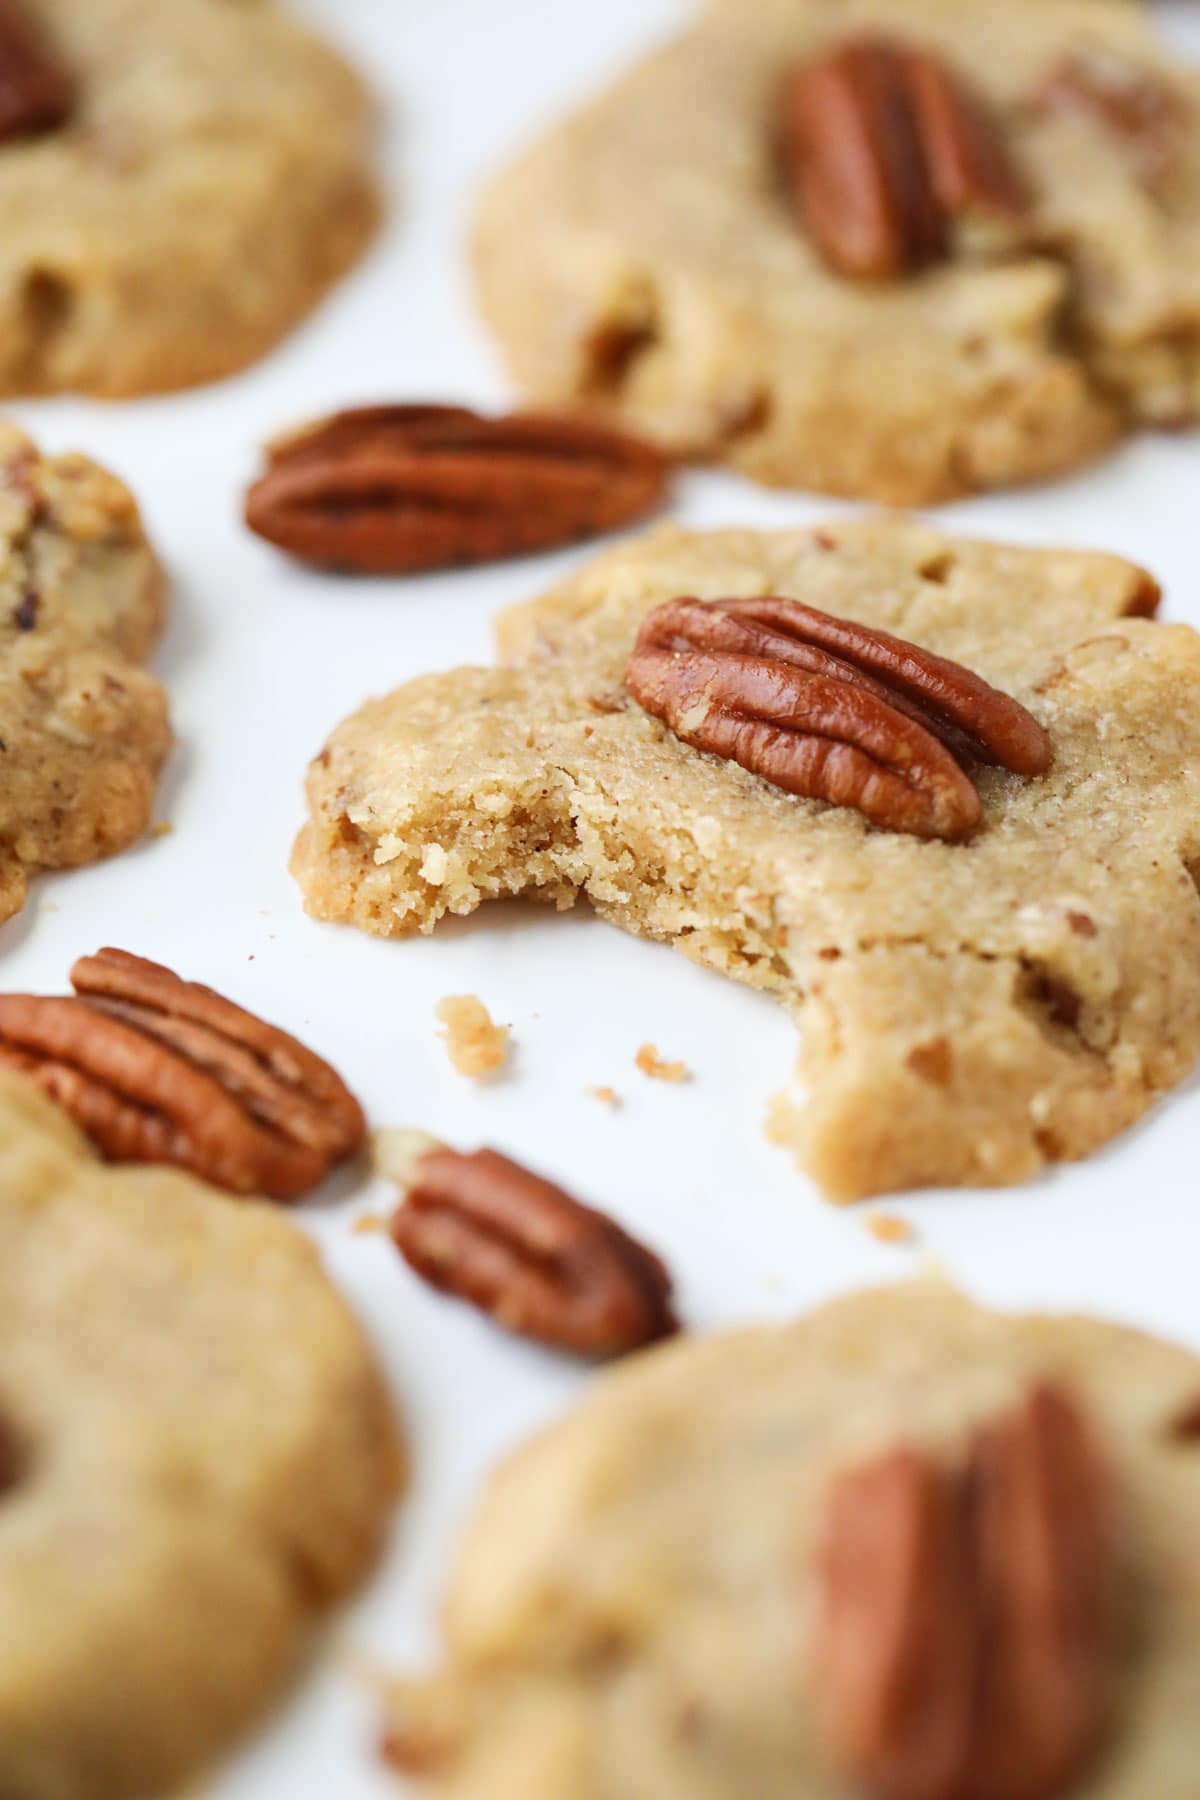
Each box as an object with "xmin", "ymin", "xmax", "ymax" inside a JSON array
[{"xmin": 5, "ymin": 2, "xmax": 1200, "ymax": 1793}]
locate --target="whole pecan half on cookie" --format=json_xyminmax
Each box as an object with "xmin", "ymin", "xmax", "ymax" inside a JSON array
[
  {"xmin": 0, "ymin": 948, "xmax": 364, "ymax": 1199},
  {"xmin": 0, "ymin": 0, "xmax": 75, "ymax": 141},
  {"xmin": 385, "ymin": 1138, "xmax": 677, "ymax": 1356},
  {"xmin": 625, "ymin": 596, "xmax": 1050, "ymax": 840},
  {"xmin": 781, "ymin": 37, "xmax": 1028, "ymax": 278},
  {"xmin": 818, "ymin": 1382, "xmax": 1121, "ymax": 1800},
  {"xmin": 244, "ymin": 404, "xmax": 669, "ymax": 574}
]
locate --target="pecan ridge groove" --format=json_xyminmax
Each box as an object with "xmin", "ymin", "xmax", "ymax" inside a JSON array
[
  {"xmin": 390, "ymin": 1144, "xmax": 678, "ymax": 1356},
  {"xmin": 0, "ymin": 0, "xmax": 75, "ymax": 142},
  {"xmin": 781, "ymin": 36, "xmax": 1028, "ymax": 278},
  {"xmin": 818, "ymin": 1382, "xmax": 1121, "ymax": 1800},
  {"xmin": 625, "ymin": 595, "xmax": 1051, "ymax": 840},
  {"xmin": 0, "ymin": 949, "xmax": 364, "ymax": 1199},
  {"xmin": 244, "ymin": 404, "xmax": 669, "ymax": 574}
]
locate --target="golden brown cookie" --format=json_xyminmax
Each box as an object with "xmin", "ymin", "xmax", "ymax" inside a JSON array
[
  {"xmin": 0, "ymin": 421, "xmax": 169, "ymax": 928},
  {"xmin": 474, "ymin": 0, "xmax": 1200, "ymax": 502},
  {"xmin": 0, "ymin": 1072, "xmax": 401, "ymax": 1800},
  {"xmin": 292, "ymin": 520, "xmax": 1200, "ymax": 1200},
  {"xmin": 385, "ymin": 1281, "xmax": 1200, "ymax": 1799},
  {"xmin": 0, "ymin": 0, "xmax": 378, "ymax": 396}
]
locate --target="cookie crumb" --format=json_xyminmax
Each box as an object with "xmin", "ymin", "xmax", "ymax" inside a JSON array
[
  {"xmin": 587, "ymin": 1084, "xmax": 620, "ymax": 1108},
  {"xmin": 436, "ymin": 994, "xmax": 510, "ymax": 1078},
  {"xmin": 350, "ymin": 1212, "xmax": 387, "ymax": 1236},
  {"xmin": 867, "ymin": 1212, "xmax": 917, "ymax": 1246},
  {"xmin": 148, "ymin": 819, "xmax": 173, "ymax": 839},
  {"xmin": 635, "ymin": 1043, "xmax": 690, "ymax": 1083}
]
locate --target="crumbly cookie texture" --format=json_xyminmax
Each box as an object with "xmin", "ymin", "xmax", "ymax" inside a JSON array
[
  {"xmin": 0, "ymin": 0, "xmax": 377, "ymax": 396},
  {"xmin": 385, "ymin": 1280, "xmax": 1200, "ymax": 1799},
  {"xmin": 0, "ymin": 421, "xmax": 169, "ymax": 927},
  {"xmin": 473, "ymin": 0, "xmax": 1200, "ymax": 503},
  {"xmin": 0, "ymin": 1072, "xmax": 401, "ymax": 1800},
  {"xmin": 292, "ymin": 520, "xmax": 1200, "ymax": 1201}
]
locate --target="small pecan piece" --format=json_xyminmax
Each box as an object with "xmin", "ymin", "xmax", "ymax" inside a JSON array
[
  {"xmin": 1030, "ymin": 50, "xmax": 1190, "ymax": 192},
  {"xmin": 625, "ymin": 595, "xmax": 1050, "ymax": 840},
  {"xmin": 389, "ymin": 1144, "xmax": 677, "ymax": 1356},
  {"xmin": 244, "ymin": 404, "xmax": 668, "ymax": 574},
  {"xmin": 0, "ymin": 948, "xmax": 364, "ymax": 1199},
  {"xmin": 0, "ymin": 0, "xmax": 74, "ymax": 141},
  {"xmin": 817, "ymin": 1382, "xmax": 1120, "ymax": 1800},
  {"xmin": 781, "ymin": 37, "xmax": 1028, "ymax": 278}
]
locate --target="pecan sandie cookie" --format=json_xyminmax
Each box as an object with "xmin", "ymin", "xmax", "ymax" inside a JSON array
[
  {"xmin": 385, "ymin": 1281, "xmax": 1200, "ymax": 1800},
  {"xmin": 291, "ymin": 519, "xmax": 1200, "ymax": 1201},
  {"xmin": 474, "ymin": 0, "xmax": 1200, "ymax": 502},
  {"xmin": 0, "ymin": 1073, "xmax": 401, "ymax": 1800},
  {"xmin": 0, "ymin": 421, "xmax": 168, "ymax": 930}
]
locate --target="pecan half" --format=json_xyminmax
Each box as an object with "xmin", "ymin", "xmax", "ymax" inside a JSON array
[
  {"xmin": 389, "ymin": 1145, "xmax": 678, "ymax": 1356},
  {"xmin": 244, "ymin": 404, "xmax": 668, "ymax": 574},
  {"xmin": 1168, "ymin": 1394, "xmax": 1200, "ymax": 1442},
  {"xmin": 820, "ymin": 1448, "xmax": 977, "ymax": 1798},
  {"xmin": 781, "ymin": 37, "xmax": 1028, "ymax": 278},
  {"xmin": 968, "ymin": 1384, "xmax": 1121, "ymax": 1800},
  {"xmin": 1029, "ymin": 50, "xmax": 1190, "ymax": 193},
  {"xmin": 818, "ymin": 1382, "xmax": 1121, "ymax": 1800},
  {"xmin": 0, "ymin": 948, "xmax": 364, "ymax": 1199},
  {"xmin": 0, "ymin": 0, "xmax": 75, "ymax": 141},
  {"xmin": 625, "ymin": 595, "xmax": 1050, "ymax": 840}
]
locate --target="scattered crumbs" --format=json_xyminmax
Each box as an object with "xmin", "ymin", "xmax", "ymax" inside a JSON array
[
  {"xmin": 586, "ymin": 1084, "xmax": 620, "ymax": 1108},
  {"xmin": 436, "ymin": 993, "xmax": 510, "ymax": 1078},
  {"xmin": 867, "ymin": 1212, "xmax": 918, "ymax": 1247},
  {"xmin": 351, "ymin": 1212, "xmax": 387, "ymax": 1236},
  {"xmin": 635, "ymin": 1043, "xmax": 691, "ymax": 1083},
  {"xmin": 147, "ymin": 819, "xmax": 173, "ymax": 839},
  {"xmin": 247, "ymin": 954, "xmax": 254, "ymax": 962}
]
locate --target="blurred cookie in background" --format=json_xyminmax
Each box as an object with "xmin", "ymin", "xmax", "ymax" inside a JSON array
[{"xmin": 0, "ymin": 0, "xmax": 379, "ymax": 396}]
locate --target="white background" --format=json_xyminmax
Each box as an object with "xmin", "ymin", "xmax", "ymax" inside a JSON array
[{"xmin": 5, "ymin": 2, "xmax": 1200, "ymax": 1793}]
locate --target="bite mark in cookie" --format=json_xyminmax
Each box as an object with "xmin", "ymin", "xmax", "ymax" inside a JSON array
[{"xmin": 292, "ymin": 520, "xmax": 1198, "ymax": 1200}]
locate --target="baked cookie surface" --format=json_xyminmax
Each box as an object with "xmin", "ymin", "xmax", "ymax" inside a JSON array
[
  {"xmin": 292, "ymin": 520, "xmax": 1200, "ymax": 1199},
  {"xmin": 0, "ymin": 421, "xmax": 168, "ymax": 929},
  {"xmin": 0, "ymin": 1072, "xmax": 401, "ymax": 1800},
  {"xmin": 0, "ymin": 0, "xmax": 377, "ymax": 396},
  {"xmin": 474, "ymin": 0, "xmax": 1200, "ymax": 502},
  {"xmin": 386, "ymin": 1281, "xmax": 1200, "ymax": 1799}
]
